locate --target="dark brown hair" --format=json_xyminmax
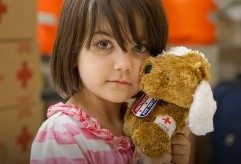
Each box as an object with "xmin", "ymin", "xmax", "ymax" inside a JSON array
[{"xmin": 51, "ymin": 0, "xmax": 168, "ymax": 98}]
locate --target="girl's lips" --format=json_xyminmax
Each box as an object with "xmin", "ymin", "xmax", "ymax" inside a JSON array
[{"xmin": 108, "ymin": 80, "xmax": 132, "ymax": 85}]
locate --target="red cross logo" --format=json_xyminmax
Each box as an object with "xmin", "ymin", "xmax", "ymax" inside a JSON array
[
  {"xmin": 18, "ymin": 43, "xmax": 32, "ymax": 54},
  {"xmin": 162, "ymin": 116, "xmax": 171, "ymax": 124},
  {"xmin": 16, "ymin": 62, "xmax": 32, "ymax": 88},
  {"xmin": 0, "ymin": 0, "xmax": 7, "ymax": 23},
  {"xmin": 16, "ymin": 126, "xmax": 32, "ymax": 152}
]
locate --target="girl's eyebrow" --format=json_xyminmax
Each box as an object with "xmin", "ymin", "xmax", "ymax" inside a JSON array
[{"xmin": 94, "ymin": 30, "xmax": 114, "ymax": 38}]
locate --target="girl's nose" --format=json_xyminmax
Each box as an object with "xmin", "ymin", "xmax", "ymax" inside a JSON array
[{"xmin": 113, "ymin": 49, "xmax": 132, "ymax": 72}]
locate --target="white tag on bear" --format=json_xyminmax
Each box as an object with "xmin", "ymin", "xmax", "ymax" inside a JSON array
[
  {"xmin": 132, "ymin": 93, "xmax": 157, "ymax": 117},
  {"xmin": 154, "ymin": 115, "xmax": 176, "ymax": 138}
]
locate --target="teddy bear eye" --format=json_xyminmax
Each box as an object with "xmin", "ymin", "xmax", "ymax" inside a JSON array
[{"xmin": 144, "ymin": 64, "xmax": 152, "ymax": 74}]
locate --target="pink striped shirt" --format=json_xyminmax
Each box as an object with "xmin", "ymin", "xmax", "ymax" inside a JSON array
[{"xmin": 31, "ymin": 102, "xmax": 134, "ymax": 164}]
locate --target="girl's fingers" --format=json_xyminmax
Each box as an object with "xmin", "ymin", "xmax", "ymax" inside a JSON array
[
  {"xmin": 171, "ymin": 133, "xmax": 190, "ymax": 146},
  {"xmin": 171, "ymin": 128, "xmax": 191, "ymax": 164},
  {"xmin": 174, "ymin": 125, "xmax": 190, "ymax": 138},
  {"xmin": 171, "ymin": 144, "xmax": 190, "ymax": 155},
  {"xmin": 171, "ymin": 154, "xmax": 190, "ymax": 164}
]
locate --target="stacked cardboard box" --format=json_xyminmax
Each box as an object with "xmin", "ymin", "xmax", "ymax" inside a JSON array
[
  {"xmin": 0, "ymin": 103, "xmax": 43, "ymax": 163},
  {"xmin": 0, "ymin": 0, "xmax": 36, "ymax": 39},
  {"xmin": 0, "ymin": 0, "xmax": 43, "ymax": 163}
]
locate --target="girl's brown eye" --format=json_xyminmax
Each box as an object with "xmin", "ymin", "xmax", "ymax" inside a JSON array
[
  {"xmin": 96, "ymin": 40, "xmax": 112, "ymax": 49},
  {"xmin": 133, "ymin": 45, "xmax": 147, "ymax": 53}
]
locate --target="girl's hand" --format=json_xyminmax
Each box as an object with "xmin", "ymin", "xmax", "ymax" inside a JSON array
[{"xmin": 171, "ymin": 125, "xmax": 191, "ymax": 164}]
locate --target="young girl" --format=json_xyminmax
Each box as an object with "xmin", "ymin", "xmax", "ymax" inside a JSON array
[{"xmin": 31, "ymin": 0, "xmax": 190, "ymax": 163}]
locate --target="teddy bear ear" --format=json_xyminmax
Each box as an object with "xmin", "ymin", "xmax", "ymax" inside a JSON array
[
  {"xmin": 190, "ymin": 52, "xmax": 212, "ymax": 82},
  {"xmin": 200, "ymin": 59, "xmax": 211, "ymax": 81},
  {"xmin": 188, "ymin": 80, "xmax": 217, "ymax": 135}
]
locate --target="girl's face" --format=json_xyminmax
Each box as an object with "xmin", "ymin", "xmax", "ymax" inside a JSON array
[{"xmin": 77, "ymin": 20, "xmax": 150, "ymax": 103}]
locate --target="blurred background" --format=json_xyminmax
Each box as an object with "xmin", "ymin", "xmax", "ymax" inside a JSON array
[{"xmin": 0, "ymin": 0, "xmax": 240, "ymax": 163}]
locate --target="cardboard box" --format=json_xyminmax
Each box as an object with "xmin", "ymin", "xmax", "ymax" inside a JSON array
[
  {"xmin": 0, "ymin": 100, "xmax": 44, "ymax": 164},
  {"xmin": 0, "ymin": 41, "xmax": 42, "ymax": 107},
  {"xmin": 0, "ymin": 0, "xmax": 36, "ymax": 39}
]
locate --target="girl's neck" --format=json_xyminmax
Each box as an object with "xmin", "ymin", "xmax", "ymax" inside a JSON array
[{"xmin": 66, "ymin": 89, "xmax": 125, "ymax": 136}]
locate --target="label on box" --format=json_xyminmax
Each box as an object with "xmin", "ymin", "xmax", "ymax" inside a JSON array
[{"xmin": 132, "ymin": 93, "xmax": 157, "ymax": 117}]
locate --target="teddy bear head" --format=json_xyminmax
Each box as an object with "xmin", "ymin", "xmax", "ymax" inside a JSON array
[{"xmin": 140, "ymin": 48, "xmax": 211, "ymax": 108}]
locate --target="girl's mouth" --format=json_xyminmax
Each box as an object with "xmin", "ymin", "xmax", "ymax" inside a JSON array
[{"xmin": 108, "ymin": 80, "xmax": 132, "ymax": 85}]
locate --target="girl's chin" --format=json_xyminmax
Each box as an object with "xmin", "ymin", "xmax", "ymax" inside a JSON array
[
  {"xmin": 104, "ymin": 94, "xmax": 135, "ymax": 103},
  {"xmin": 106, "ymin": 97, "xmax": 129, "ymax": 103}
]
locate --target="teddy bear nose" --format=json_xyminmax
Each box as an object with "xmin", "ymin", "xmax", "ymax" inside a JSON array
[{"xmin": 144, "ymin": 64, "xmax": 152, "ymax": 74}]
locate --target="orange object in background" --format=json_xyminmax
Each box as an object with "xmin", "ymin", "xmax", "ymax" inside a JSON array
[
  {"xmin": 37, "ymin": 0, "xmax": 63, "ymax": 56},
  {"xmin": 162, "ymin": 0, "xmax": 217, "ymax": 45}
]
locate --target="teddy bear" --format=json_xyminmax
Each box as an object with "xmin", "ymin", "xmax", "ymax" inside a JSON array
[{"xmin": 123, "ymin": 46, "xmax": 217, "ymax": 157}]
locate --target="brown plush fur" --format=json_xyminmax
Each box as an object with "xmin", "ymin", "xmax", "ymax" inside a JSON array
[{"xmin": 123, "ymin": 52, "xmax": 211, "ymax": 157}]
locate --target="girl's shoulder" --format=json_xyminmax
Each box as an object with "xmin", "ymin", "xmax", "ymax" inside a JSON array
[
  {"xmin": 45, "ymin": 102, "xmax": 100, "ymax": 132},
  {"xmin": 31, "ymin": 103, "xmax": 110, "ymax": 162},
  {"xmin": 31, "ymin": 102, "xmax": 133, "ymax": 163},
  {"xmin": 40, "ymin": 102, "xmax": 95, "ymax": 139},
  {"xmin": 43, "ymin": 102, "xmax": 133, "ymax": 151},
  {"xmin": 35, "ymin": 102, "xmax": 86, "ymax": 141},
  {"xmin": 36, "ymin": 102, "xmax": 81, "ymax": 131},
  {"xmin": 47, "ymin": 102, "xmax": 82, "ymax": 121}
]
